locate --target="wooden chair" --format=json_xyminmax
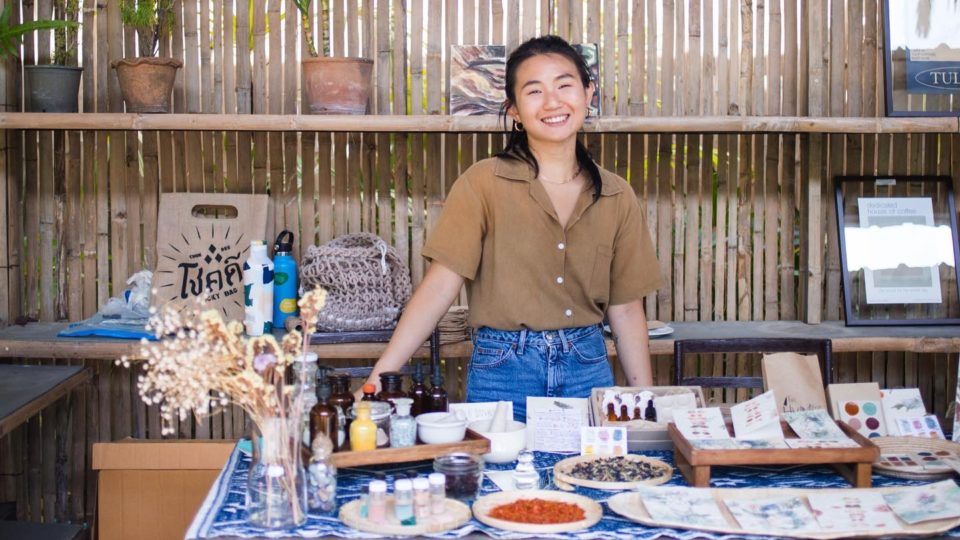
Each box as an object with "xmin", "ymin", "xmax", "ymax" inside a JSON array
[{"xmin": 672, "ymin": 337, "xmax": 833, "ymax": 389}]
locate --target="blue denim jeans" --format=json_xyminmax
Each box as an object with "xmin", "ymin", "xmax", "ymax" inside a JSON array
[{"xmin": 465, "ymin": 324, "xmax": 613, "ymax": 422}]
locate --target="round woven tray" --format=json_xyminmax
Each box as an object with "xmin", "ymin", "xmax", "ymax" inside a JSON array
[{"xmin": 872, "ymin": 436, "xmax": 960, "ymax": 480}]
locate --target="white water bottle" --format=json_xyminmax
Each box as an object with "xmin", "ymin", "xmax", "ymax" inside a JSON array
[{"xmin": 242, "ymin": 240, "xmax": 274, "ymax": 336}]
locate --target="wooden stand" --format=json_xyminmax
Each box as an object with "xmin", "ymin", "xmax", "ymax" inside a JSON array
[
  {"xmin": 330, "ymin": 429, "xmax": 490, "ymax": 468},
  {"xmin": 669, "ymin": 420, "xmax": 879, "ymax": 488}
]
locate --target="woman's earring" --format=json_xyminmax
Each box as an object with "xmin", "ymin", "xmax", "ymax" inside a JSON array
[{"xmin": 513, "ymin": 120, "xmax": 524, "ymax": 132}]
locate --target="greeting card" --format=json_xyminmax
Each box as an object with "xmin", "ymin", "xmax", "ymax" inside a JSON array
[
  {"xmin": 880, "ymin": 388, "xmax": 926, "ymax": 435},
  {"xmin": 826, "ymin": 382, "xmax": 881, "ymax": 419},
  {"xmin": 783, "ymin": 409, "xmax": 848, "ymax": 440},
  {"xmin": 838, "ymin": 400, "xmax": 887, "ymax": 438},
  {"xmin": 637, "ymin": 486, "xmax": 729, "ymax": 529},
  {"xmin": 883, "ymin": 479, "xmax": 960, "ymax": 524},
  {"xmin": 730, "ymin": 390, "xmax": 783, "ymax": 440},
  {"xmin": 807, "ymin": 491, "xmax": 901, "ymax": 532},
  {"xmin": 674, "ymin": 407, "xmax": 731, "ymax": 440},
  {"xmin": 724, "ymin": 496, "xmax": 820, "ymax": 532},
  {"xmin": 896, "ymin": 415, "xmax": 945, "ymax": 439}
]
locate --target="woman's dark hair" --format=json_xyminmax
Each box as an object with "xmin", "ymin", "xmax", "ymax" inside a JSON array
[{"xmin": 497, "ymin": 35, "xmax": 601, "ymax": 199}]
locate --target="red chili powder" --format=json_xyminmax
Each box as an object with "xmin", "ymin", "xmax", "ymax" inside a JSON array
[{"xmin": 488, "ymin": 498, "xmax": 586, "ymax": 524}]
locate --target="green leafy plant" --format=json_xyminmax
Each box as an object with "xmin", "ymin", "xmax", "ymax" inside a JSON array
[
  {"xmin": 53, "ymin": 0, "xmax": 81, "ymax": 65},
  {"xmin": 120, "ymin": 0, "xmax": 174, "ymax": 57},
  {"xmin": 0, "ymin": 5, "xmax": 79, "ymax": 60},
  {"xmin": 291, "ymin": 0, "xmax": 330, "ymax": 57}
]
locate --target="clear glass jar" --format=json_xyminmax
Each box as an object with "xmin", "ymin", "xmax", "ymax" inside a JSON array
[
  {"xmin": 389, "ymin": 398, "xmax": 416, "ymax": 448},
  {"xmin": 433, "ymin": 453, "xmax": 483, "ymax": 501},
  {"xmin": 512, "ymin": 450, "xmax": 540, "ymax": 490},
  {"xmin": 393, "ymin": 478, "xmax": 415, "ymax": 524},
  {"xmin": 428, "ymin": 472, "xmax": 446, "ymax": 515},
  {"xmin": 348, "ymin": 401, "xmax": 392, "ymax": 447}
]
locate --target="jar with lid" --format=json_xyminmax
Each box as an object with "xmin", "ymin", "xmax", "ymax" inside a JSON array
[
  {"xmin": 348, "ymin": 401, "xmax": 392, "ymax": 447},
  {"xmin": 389, "ymin": 398, "xmax": 416, "ymax": 448},
  {"xmin": 377, "ymin": 371, "xmax": 407, "ymax": 404},
  {"xmin": 433, "ymin": 453, "xmax": 483, "ymax": 501}
]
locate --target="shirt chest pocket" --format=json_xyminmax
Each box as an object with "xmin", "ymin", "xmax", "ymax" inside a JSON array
[{"xmin": 589, "ymin": 245, "xmax": 613, "ymax": 304}]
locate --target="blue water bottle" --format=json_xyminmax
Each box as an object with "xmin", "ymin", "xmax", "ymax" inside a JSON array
[{"xmin": 272, "ymin": 230, "xmax": 299, "ymax": 328}]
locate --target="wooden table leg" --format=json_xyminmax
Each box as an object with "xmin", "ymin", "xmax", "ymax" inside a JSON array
[
  {"xmin": 674, "ymin": 450, "xmax": 712, "ymax": 487},
  {"xmin": 832, "ymin": 462, "xmax": 873, "ymax": 488}
]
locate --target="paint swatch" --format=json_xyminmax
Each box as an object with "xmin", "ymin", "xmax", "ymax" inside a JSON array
[
  {"xmin": 896, "ymin": 415, "xmax": 945, "ymax": 439},
  {"xmin": 838, "ymin": 400, "xmax": 887, "ymax": 438}
]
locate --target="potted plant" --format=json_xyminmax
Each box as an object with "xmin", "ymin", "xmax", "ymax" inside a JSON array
[
  {"xmin": 292, "ymin": 0, "xmax": 373, "ymax": 114},
  {"xmin": 111, "ymin": 0, "xmax": 182, "ymax": 113},
  {"xmin": 0, "ymin": 4, "xmax": 81, "ymax": 112}
]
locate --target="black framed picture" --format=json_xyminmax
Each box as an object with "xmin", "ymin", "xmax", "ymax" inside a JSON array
[
  {"xmin": 883, "ymin": 0, "xmax": 960, "ymax": 116},
  {"xmin": 834, "ymin": 176, "xmax": 960, "ymax": 326}
]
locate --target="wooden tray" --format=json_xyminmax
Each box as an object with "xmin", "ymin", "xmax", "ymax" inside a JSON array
[
  {"xmin": 339, "ymin": 495, "xmax": 471, "ymax": 536},
  {"xmin": 873, "ymin": 436, "xmax": 960, "ymax": 480},
  {"xmin": 472, "ymin": 490, "xmax": 602, "ymax": 534},
  {"xmin": 608, "ymin": 486, "xmax": 960, "ymax": 539},
  {"xmin": 330, "ymin": 428, "xmax": 489, "ymax": 467},
  {"xmin": 553, "ymin": 454, "xmax": 672, "ymax": 490},
  {"xmin": 668, "ymin": 420, "xmax": 879, "ymax": 487}
]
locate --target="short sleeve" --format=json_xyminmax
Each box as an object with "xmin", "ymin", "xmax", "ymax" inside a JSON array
[
  {"xmin": 608, "ymin": 193, "xmax": 663, "ymax": 305},
  {"xmin": 421, "ymin": 174, "xmax": 486, "ymax": 280}
]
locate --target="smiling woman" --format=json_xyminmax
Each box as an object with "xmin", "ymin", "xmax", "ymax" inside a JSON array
[{"xmin": 362, "ymin": 35, "xmax": 663, "ymax": 421}]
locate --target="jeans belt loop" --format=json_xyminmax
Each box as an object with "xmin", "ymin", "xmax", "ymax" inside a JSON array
[
  {"xmin": 558, "ymin": 328, "xmax": 572, "ymax": 353},
  {"xmin": 517, "ymin": 328, "xmax": 528, "ymax": 355}
]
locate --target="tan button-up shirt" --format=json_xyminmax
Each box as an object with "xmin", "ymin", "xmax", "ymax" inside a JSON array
[{"xmin": 422, "ymin": 156, "xmax": 662, "ymax": 331}]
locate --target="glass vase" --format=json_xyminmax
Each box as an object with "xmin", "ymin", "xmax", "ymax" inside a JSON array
[{"xmin": 246, "ymin": 416, "xmax": 307, "ymax": 529}]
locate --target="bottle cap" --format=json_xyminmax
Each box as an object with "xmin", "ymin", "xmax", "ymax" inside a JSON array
[
  {"xmin": 413, "ymin": 477, "xmax": 429, "ymax": 490},
  {"xmin": 428, "ymin": 472, "xmax": 445, "ymax": 486},
  {"xmin": 273, "ymin": 230, "xmax": 294, "ymax": 254},
  {"xmin": 379, "ymin": 371, "xmax": 404, "ymax": 383},
  {"xmin": 395, "ymin": 478, "xmax": 413, "ymax": 491},
  {"xmin": 363, "ymin": 383, "xmax": 376, "ymax": 394},
  {"xmin": 392, "ymin": 397, "xmax": 413, "ymax": 416},
  {"xmin": 369, "ymin": 479, "xmax": 387, "ymax": 493}
]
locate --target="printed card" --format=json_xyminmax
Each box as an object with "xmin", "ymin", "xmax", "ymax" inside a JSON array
[
  {"xmin": 883, "ymin": 479, "xmax": 960, "ymax": 524},
  {"xmin": 807, "ymin": 492, "xmax": 901, "ymax": 532},
  {"xmin": 838, "ymin": 400, "xmax": 887, "ymax": 438},
  {"xmin": 826, "ymin": 382, "xmax": 881, "ymax": 419},
  {"xmin": 880, "ymin": 388, "xmax": 926, "ymax": 435},
  {"xmin": 895, "ymin": 415, "xmax": 945, "ymax": 439},
  {"xmin": 785, "ymin": 438, "xmax": 859, "ymax": 449},
  {"xmin": 636, "ymin": 486, "xmax": 729, "ymax": 529},
  {"xmin": 878, "ymin": 453, "xmax": 925, "ymax": 472},
  {"xmin": 724, "ymin": 496, "xmax": 820, "ymax": 533},
  {"xmin": 580, "ymin": 426, "xmax": 627, "ymax": 456},
  {"xmin": 730, "ymin": 390, "xmax": 783, "ymax": 440},
  {"xmin": 526, "ymin": 397, "xmax": 589, "ymax": 452},
  {"xmin": 783, "ymin": 409, "xmax": 848, "ymax": 440},
  {"xmin": 674, "ymin": 408, "xmax": 731, "ymax": 440}
]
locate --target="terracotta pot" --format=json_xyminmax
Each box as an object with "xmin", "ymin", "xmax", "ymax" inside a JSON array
[
  {"xmin": 24, "ymin": 66, "xmax": 83, "ymax": 112},
  {"xmin": 111, "ymin": 57, "xmax": 183, "ymax": 113},
  {"xmin": 302, "ymin": 57, "xmax": 374, "ymax": 114}
]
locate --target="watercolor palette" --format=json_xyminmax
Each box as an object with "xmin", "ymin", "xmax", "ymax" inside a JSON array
[
  {"xmin": 838, "ymin": 400, "xmax": 887, "ymax": 438},
  {"xmin": 895, "ymin": 415, "xmax": 945, "ymax": 439}
]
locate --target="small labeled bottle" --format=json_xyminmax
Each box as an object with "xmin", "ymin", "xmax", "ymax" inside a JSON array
[
  {"xmin": 361, "ymin": 383, "xmax": 379, "ymax": 402},
  {"xmin": 428, "ymin": 473, "xmax": 446, "ymax": 515},
  {"xmin": 412, "ymin": 477, "xmax": 431, "ymax": 520},
  {"xmin": 377, "ymin": 371, "xmax": 407, "ymax": 404},
  {"xmin": 271, "ymin": 230, "xmax": 299, "ymax": 329},
  {"xmin": 242, "ymin": 240, "xmax": 274, "ymax": 336},
  {"xmin": 618, "ymin": 393, "xmax": 634, "ymax": 422},
  {"xmin": 426, "ymin": 369, "xmax": 448, "ymax": 413},
  {"xmin": 512, "ymin": 450, "xmax": 540, "ymax": 490},
  {"xmin": 393, "ymin": 478, "xmax": 415, "ymax": 525},
  {"xmin": 389, "ymin": 398, "xmax": 417, "ymax": 448},
  {"xmin": 408, "ymin": 360, "xmax": 428, "ymax": 416},
  {"xmin": 309, "ymin": 379, "xmax": 339, "ymax": 452},
  {"xmin": 367, "ymin": 479, "xmax": 387, "ymax": 524},
  {"xmin": 349, "ymin": 402, "xmax": 377, "ymax": 451}
]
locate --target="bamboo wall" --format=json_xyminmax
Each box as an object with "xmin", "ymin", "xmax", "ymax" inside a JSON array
[{"xmin": 0, "ymin": 0, "xmax": 958, "ymax": 528}]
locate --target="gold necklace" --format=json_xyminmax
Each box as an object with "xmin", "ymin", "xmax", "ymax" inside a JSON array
[{"xmin": 538, "ymin": 166, "xmax": 582, "ymax": 185}]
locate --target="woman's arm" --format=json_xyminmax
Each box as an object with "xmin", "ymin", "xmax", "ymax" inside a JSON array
[
  {"xmin": 607, "ymin": 299, "xmax": 653, "ymax": 386},
  {"xmin": 361, "ymin": 262, "xmax": 465, "ymax": 392}
]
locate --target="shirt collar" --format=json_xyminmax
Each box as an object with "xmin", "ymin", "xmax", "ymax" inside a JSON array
[{"xmin": 494, "ymin": 156, "xmax": 623, "ymax": 196}]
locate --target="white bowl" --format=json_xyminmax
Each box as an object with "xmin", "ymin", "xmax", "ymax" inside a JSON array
[
  {"xmin": 468, "ymin": 419, "xmax": 527, "ymax": 463},
  {"xmin": 416, "ymin": 412, "xmax": 468, "ymax": 444}
]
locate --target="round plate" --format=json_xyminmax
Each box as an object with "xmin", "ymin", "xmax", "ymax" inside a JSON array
[
  {"xmin": 872, "ymin": 436, "xmax": 960, "ymax": 480},
  {"xmin": 339, "ymin": 496, "xmax": 471, "ymax": 536},
  {"xmin": 553, "ymin": 454, "xmax": 673, "ymax": 490},
  {"xmin": 472, "ymin": 490, "xmax": 602, "ymax": 534},
  {"xmin": 647, "ymin": 325, "xmax": 675, "ymax": 338}
]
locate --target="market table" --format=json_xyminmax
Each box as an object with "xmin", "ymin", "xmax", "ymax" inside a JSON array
[
  {"xmin": 185, "ymin": 443, "xmax": 960, "ymax": 539},
  {"xmin": 0, "ymin": 363, "xmax": 91, "ymax": 438}
]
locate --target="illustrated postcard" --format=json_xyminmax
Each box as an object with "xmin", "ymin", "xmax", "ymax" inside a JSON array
[
  {"xmin": 807, "ymin": 491, "xmax": 901, "ymax": 532},
  {"xmin": 724, "ymin": 496, "xmax": 820, "ymax": 533},
  {"xmin": 783, "ymin": 408, "xmax": 848, "ymax": 440},
  {"xmin": 880, "ymin": 388, "xmax": 926, "ymax": 435},
  {"xmin": 674, "ymin": 407, "xmax": 730, "ymax": 440},
  {"xmin": 882, "ymin": 479, "xmax": 960, "ymax": 524},
  {"xmin": 730, "ymin": 390, "xmax": 783, "ymax": 440},
  {"xmin": 636, "ymin": 486, "xmax": 729, "ymax": 529}
]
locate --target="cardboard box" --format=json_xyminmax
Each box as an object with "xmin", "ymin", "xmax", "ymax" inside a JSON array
[
  {"xmin": 93, "ymin": 438, "xmax": 235, "ymax": 540},
  {"xmin": 590, "ymin": 386, "xmax": 706, "ymax": 450}
]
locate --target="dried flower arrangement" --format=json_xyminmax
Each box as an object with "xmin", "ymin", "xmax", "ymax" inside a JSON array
[{"xmin": 118, "ymin": 287, "xmax": 328, "ymax": 527}]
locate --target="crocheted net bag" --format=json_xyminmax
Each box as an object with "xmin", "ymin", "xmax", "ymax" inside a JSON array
[{"xmin": 300, "ymin": 233, "xmax": 412, "ymax": 331}]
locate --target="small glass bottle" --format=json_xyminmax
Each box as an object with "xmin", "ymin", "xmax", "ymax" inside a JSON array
[
  {"xmin": 361, "ymin": 383, "xmax": 379, "ymax": 402},
  {"xmin": 393, "ymin": 478, "xmax": 415, "ymax": 525},
  {"xmin": 350, "ymin": 402, "xmax": 378, "ymax": 451},
  {"xmin": 433, "ymin": 453, "xmax": 483, "ymax": 501},
  {"xmin": 426, "ymin": 369, "xmax": 448, "ymax": 413},
  {"xmin": 408, "ymin": 360, "xmax": 428, "ymax": 416},
  {"xmin": 644, "ymin": 399, "xmax": 657, "ymax": 422},
  {"xmin": 309, "ymin": 379, "xmax": 339, "ymax": 452},
  {"xmin": 606, "ymin": 401, "xmax": 618, "ymax": 421},
  {"xmin": 306, "ymin": 433, "xmax": 337, "ymax": 514},
  {"xmin": 512, "ymin": 450, "xmax": 540, "ymax": 490},
  {"xmin": 389, "ymin": 397, "xmax": 417, "ymax": 448},
  {"xmin": 328, "ymin": 372, "xmax": 355, "ymax": 447},
  {"xmin": 618, "ymin": 392, "xmax": 634, "ymax": 422},
  {"xmin": 377, "ymin": 371, "xmax": 407, "ymax": 404},
  {"xmin": 367, "ymin": 479, "xmax": 387, "ymax": 524},
  {"xmin": 412, "ymin": 477, "xmax": 431, "ymax": 519},
  {"xmin": 428, "ymin": 472, "xmax": 446, "ymax": 515}
]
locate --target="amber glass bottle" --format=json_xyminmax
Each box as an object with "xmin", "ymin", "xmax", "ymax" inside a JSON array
[
  {"xmin": 408, "ymin": 361, "xmax": 428, "ymax": 416},
  {"xmin": 361, "ymin": 383, "xmax": 378, "ymax": 401},
  {"xmin": 377, "ymin": 371, "xmax": 407, "ymax": 403},
  {"xmin": 327, "ymin": 372, "xmax": 355, "ymax": 446},
  {"xmin": 309, "ymin": 380, "xmax": 339, "ymax": 452},
  {"xmin": 426, "ymin": 369, "xmax": 448, "ymax": 413}
]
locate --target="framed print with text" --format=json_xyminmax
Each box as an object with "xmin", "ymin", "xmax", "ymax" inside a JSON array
[
  {"xmin": 883, "ymin": 0, "xmax": 960, "ymax": 116},
  {"xmin": 835, "ymin": 176, "xmax": 960, "ymax": 325}
]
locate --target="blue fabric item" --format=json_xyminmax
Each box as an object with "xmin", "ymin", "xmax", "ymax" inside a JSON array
[
  {"xmin": 187, "ymin": 444, "xmax": 959, "ymax": 539},
  {"xmin": 466, "ymin": 324, "xmax": 614, "ymax": 421},
  {"xmin": 57, "ymin": 313, "xmax": 155, "ymax": 340}
]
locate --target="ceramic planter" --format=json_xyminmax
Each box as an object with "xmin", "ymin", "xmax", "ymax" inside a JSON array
[
  {"xmin": 301, "ymin": 57, "xmax": 374, "ymax": 114},
  {"xmin": 111, "ymin": 56, "xmax": 183, "ymax": 113},
  {"xmin": 24, "ymin": 65, "xmax": 83, "ymax": 112}
]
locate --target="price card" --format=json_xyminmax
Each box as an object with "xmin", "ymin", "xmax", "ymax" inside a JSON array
[{"xmin": 580, "ymin": 426, "xmax": 628, "ymax": 456}]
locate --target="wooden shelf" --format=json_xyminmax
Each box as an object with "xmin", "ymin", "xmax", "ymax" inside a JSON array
[
  {"xmin": 0, "ymin": 320, "xmax": 956, "ymax": 362},
  {"xmin": 0, "ymin": 113, "xmax": 957, "ymax": 134}
]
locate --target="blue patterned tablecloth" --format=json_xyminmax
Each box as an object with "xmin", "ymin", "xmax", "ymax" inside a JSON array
[{"xmin": 186, "ymin": 443, "xmax": 959, "ymax": 539}]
